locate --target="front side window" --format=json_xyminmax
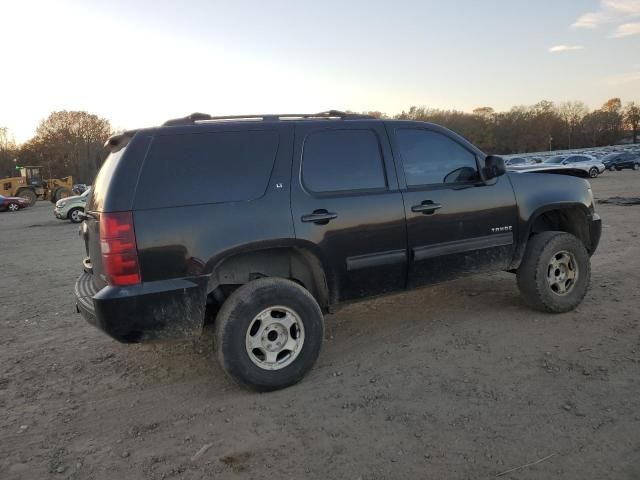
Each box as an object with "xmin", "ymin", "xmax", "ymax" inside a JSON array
[
  {"xmin": 395, "ymin": 129, "xmax": 478, "ymax": 186},
  {"xmin": 302, "ymin": 129, "xmax": 386, "ymax": 193}
]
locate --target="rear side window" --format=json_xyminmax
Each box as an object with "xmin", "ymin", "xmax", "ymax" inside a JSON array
[
  {"xmin": 302, "ymin": 129, "xmax": 386, "ymax": 193},
  {"xmin": 135, "ymin": 130, "xmax": 279, "ymax": 209}
]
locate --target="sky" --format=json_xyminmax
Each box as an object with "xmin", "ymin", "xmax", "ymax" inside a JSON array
[{"xmin": 1, "ymin": 0, "xmax": 639, "ymax": 143}]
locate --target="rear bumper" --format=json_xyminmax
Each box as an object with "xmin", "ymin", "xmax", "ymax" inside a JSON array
[
  {"xmin": 74, "ymin": 271, "xmax": 207, "ymax": 343},
  {"xmin": 588, "ymin": 213, "xmax": 602, "ymax": 255}
]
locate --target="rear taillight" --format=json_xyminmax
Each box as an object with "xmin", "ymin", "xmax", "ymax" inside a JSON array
[{"xmin": 100, "ymin": 212, "xmax": 141, "ymax": 286}]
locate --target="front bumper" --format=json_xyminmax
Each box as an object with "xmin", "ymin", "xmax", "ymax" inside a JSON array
[
  {"xmin": 588, "ymin": 213, "xmax": 602, "ymax": 255},
  {"xmin": 54, "ymin": 208, "xmax": 66, "ymax": 219},
  {"xmin": 75, "ymin": 271, "xmax": 207, "ymax": 343}
]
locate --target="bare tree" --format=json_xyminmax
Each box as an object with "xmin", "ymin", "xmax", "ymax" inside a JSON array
[
  {"xmin": 0, "ymin": 127, "xmax": 18, "ymax": 178},
  {"xmin": 624, "ymin": 101, "xmax": 640, "ymax": 144},
  {"xmin": 19, "ymin": 111, "xmax": 112, "ymax": 183},
  {"xmin": 558, "ymin": 101, "xmax": 589, "ymax": 148}
]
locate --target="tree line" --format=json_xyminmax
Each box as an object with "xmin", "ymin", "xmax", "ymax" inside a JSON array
[
  {"xmin": 0, "ymin": 111, "xmax": 111, "ymax": 183},
  {"xmin": 1, "ymin": 97, "xmax": 638, "ymax": 184},
  {"xmin": 373, "ymin": 97, "xmax": 639, "ymax": 154}
]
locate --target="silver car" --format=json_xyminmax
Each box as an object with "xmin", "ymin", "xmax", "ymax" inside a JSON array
[
  {"xmin": 54, "ymin": 187, "xmax": 91, "ymax": 223},
  {"xmin": 544, "ymin": 154, "xmax": 606, "ymax": 178}
]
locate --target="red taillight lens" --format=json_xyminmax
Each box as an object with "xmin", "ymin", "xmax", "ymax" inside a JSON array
[{"xmin": 100, "ymin": 212, "xmax": 141, "ymax": 286}]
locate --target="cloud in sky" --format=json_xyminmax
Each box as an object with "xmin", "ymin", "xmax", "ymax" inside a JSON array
[
  {"xmin": 572, "ymin": 0, "xmax": 640, "ymax": 28},
  {"xmin": 611, "ymin": 21, "xmax": 640, "ymax": 36},
  {"xmin": 548, "ymin": 45, "xmax": 584, "ymax": 53}
]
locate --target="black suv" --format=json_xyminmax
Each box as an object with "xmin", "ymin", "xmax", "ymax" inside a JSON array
[
  {"xmin": 601, "ymin": 152, "xmax": 640, "ymax": 171},
  {"xmin": 75, "ymin": 111, "xmax": 601, "ymax": 391}
]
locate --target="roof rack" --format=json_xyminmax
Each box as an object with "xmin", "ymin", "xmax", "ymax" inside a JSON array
[{"xmin": 162, "ymin": 110, "xmax": 374, "ymax": 126}]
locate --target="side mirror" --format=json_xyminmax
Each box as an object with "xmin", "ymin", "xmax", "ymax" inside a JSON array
[{"xmin": 483, "ymin": 155, "xmax": 506, "ymax": 180}]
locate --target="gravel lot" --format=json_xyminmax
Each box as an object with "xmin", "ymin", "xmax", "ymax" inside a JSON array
[{"xmin": 1, "ymin": 172, "xmax": 639, "ymax": 480}]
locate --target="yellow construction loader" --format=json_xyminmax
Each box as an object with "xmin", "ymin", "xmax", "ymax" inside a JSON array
[{"xmin": 1, "ymin": 166, "xmax": 73, "ymax": 206}]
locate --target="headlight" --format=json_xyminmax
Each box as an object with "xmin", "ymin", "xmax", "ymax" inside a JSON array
[{"xmin": 57, "ymin": 201, "xmax": 66, "ymax": 208}]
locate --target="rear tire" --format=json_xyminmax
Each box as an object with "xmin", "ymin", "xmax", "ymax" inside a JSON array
[
  {"xmin": 588, "ymin": 167, "xmax": 598, "ymax": 178},
  {"xmin": 215, "ymin": 277, "xmax": 324, "ymax": 391},
  {"xmin": 517, "ymin": 231, "xmax": 590, "ymax": 313},
  {"xmin": 17, "ymin": 189, "xmax": 36, "ymax": 206},
  {"xmin": 633, "ymin": 164, "xmax": 639, "ymax": 171},
  {"xmin": 68, "ymin": 207, "xmax": 83, "ymax": 223}
]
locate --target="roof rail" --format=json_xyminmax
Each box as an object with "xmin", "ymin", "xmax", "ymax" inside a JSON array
[{"xmin": 162, "ymin": 110, "xmax": 374, "ymax": 126}]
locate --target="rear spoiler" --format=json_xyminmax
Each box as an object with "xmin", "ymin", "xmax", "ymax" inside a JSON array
[{"xmin": 104, "ymin": 130, "xmax": 139, "ymax": 153}]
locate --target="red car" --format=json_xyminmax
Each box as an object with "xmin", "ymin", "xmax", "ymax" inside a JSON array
[{"xmin": 0, "ymin": 194, "xmax": 29, "ymax": 212}]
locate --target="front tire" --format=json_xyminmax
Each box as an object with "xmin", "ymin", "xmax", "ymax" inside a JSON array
[
  {"xmin": 215, "ymin": 277, "xmax": 324, "ymax": 391},
  {"xmin": 68, "ymin": 207, "xmax": 83, "ymax": 223},
  {"xmin": 17, "ymin": 189, "xmax": 37, "ymax": 206},
  {"xmin": 517, "ymin": 231, "xmax": 591, "ymax": 313},
  {"xmin": 588, "ymin": 167, "xmax": 599, "ymax": 178},
  {"xmin": 8, "ymin": 203, "xmax": 19, "ymax": 212}
]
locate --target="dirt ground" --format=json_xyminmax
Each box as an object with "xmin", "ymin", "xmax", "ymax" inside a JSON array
[{"xmin": 1, "ymin": 172, "xmax": 639, "ymax": 480}]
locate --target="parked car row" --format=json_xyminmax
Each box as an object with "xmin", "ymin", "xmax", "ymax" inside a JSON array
[
  {"xmin": 0, "ymin": 187, "xmax": 92, "ymax": 223},
  {"xmin": 505, "ymin": 147, "xmax": 640, "ymax": 177},
  {"xmin": 508, "ymin": 154, "xmax": 606, "ymax": 178}
]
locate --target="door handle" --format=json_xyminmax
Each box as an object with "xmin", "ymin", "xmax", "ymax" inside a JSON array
[
  {"xmin": 301, "ymin": 209, "xmax": 338, "ymax": 224},
  {"xmin": 411, "ymin": 201, "xmax": 442, "ymax": 214}
]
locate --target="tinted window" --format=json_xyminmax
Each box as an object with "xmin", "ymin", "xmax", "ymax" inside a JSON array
[
  {"xmin": 135, "ymin": 130, "xmax": 279, "ymax": 209},
  {"xmin": 545, "ymin": 156, "xmax": 565, "ymax": 164},
  {"xmin": 395, "ymin": 129, "xmax": 478, "ymax": 186},
  {"xmin": 88, "ymin": 148, "xmax": 125, "ymax": 212},
  {"xmin": 302, "ymin": 129, "xmax": 386, "ymax": 193}
]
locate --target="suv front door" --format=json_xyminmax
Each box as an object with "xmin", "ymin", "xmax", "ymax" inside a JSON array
[
  {"xmin": 291, "ymin": 122, "xmax": 407, "ymax": 303},
  {"xmin": 388, "ymin": 123, "xmax": 518, "ymax": 288}
]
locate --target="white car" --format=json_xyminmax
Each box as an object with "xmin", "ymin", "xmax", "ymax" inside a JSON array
[
  {"xmin": 543, "ymin": 154, "xmax": 606, "ymax": 178},
  {"xmin": 54, "ymin": 187, "xmax": 91, "ymax": 223}
]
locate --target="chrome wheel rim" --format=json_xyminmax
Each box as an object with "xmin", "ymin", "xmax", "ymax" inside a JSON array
[
  {"xmin": 589, "ymin": 168, "xmax": 598, "ymax": 178},
  {"xmin": 8, "ymin": 203, "xmax": 18, "ymax": 211},
  {"xmin": 71, "ymin": 210, "xmax": 81, "ymax": 221},
  {"xmin": 245, "ymin": 306, "xmax": 305, "ymax": 371},
  {"xmin": 547, "ymin": 250, "xmax": 578, "ymax": 296}
]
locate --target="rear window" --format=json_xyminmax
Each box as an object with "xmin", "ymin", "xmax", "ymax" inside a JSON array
[
  {"xmin": 135, "ymin": 130, "xmax": 279, "ymax": 209},
  {"xmin": 88, "ymin": 149, "xmax": 125, "ymax": 212}
]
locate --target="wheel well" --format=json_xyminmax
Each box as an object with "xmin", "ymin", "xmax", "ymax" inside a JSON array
[
  {"xmin": 207, "ymin": 247, "xmax": 330, "ymax": 313},
  {"xmin": 529, "ymin": 207, "xmax": 591, "ymax": 250}
]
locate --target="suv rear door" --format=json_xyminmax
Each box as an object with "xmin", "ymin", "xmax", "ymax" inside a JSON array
[
  {"xmin": 291, "ymin": 122, "xmax": 407, "ymax": 303},
  {"xmin": 388, "ymin": 123, "xmax": 518, "ymax": 287}
]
